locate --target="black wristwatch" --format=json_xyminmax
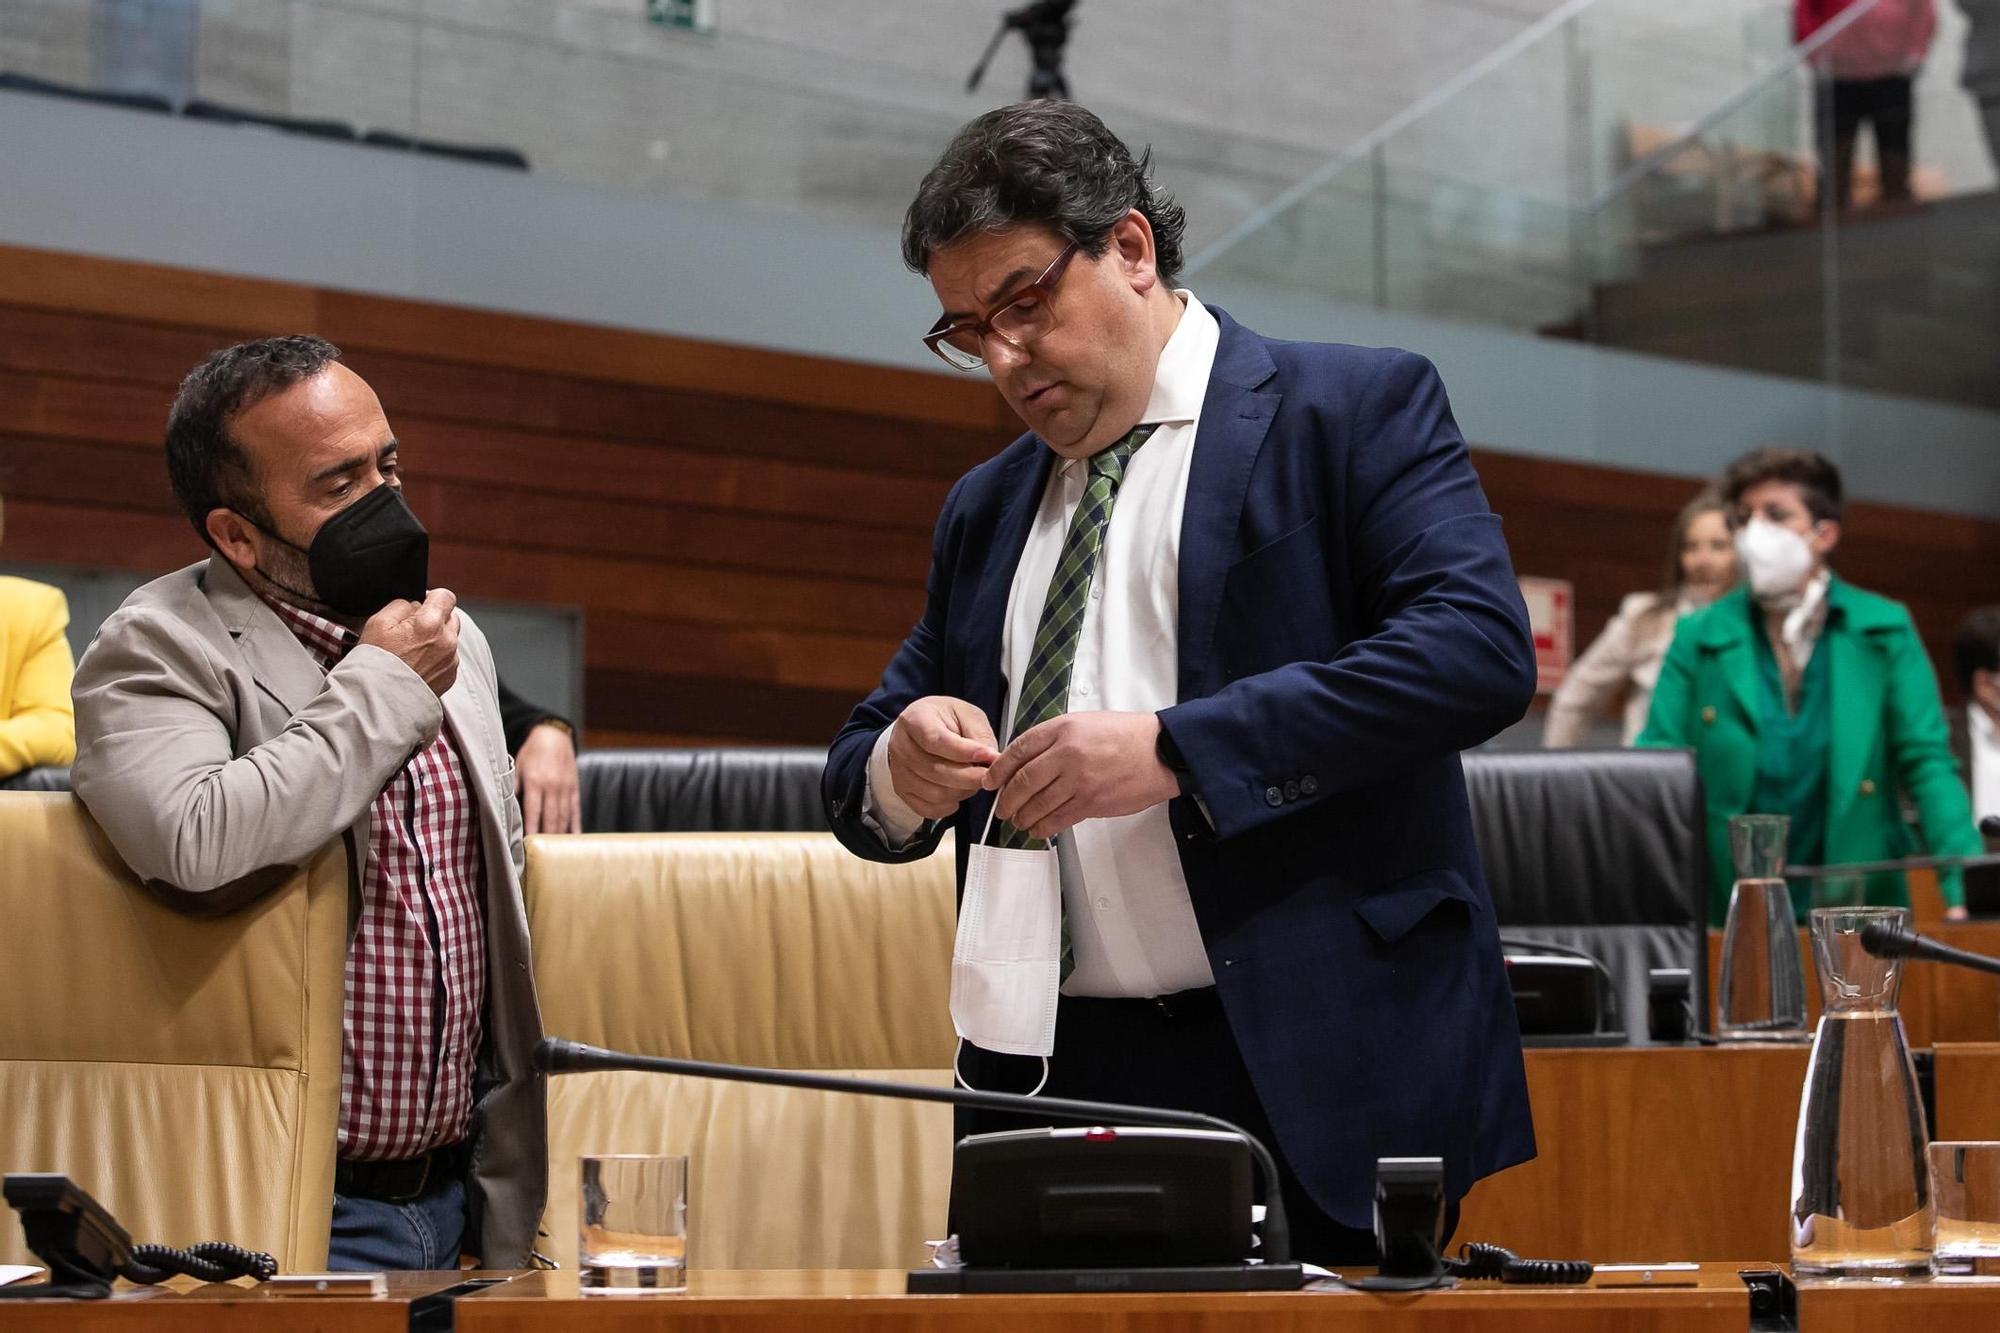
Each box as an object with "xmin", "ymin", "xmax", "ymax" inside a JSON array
[{"xmin": 1155, "ymin": 720, "xmax": 1194, "ymax": 796}]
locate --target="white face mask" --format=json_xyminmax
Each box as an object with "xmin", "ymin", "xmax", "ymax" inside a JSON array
[
  {"xmin": 1735, "ymin": 517, "xmax": 1817, "ymax": 600},
  {"xmin": 948, "ymin": 802, "xmax": 1062, "ymax": 1074}
]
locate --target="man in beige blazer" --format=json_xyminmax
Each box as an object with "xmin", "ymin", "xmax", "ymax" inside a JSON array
[{"xmin": 70, "ymin": 336, "xmax": 545, "ymax": 1270}]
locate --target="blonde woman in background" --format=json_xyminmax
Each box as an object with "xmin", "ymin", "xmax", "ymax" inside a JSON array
[
  {"xmin": 0, "ymin": 494, "xmax": 78, "ymax": 779},
  {"xmin": 1544, "ymin": 492, "xmax": 1736, "ymax": 747}
]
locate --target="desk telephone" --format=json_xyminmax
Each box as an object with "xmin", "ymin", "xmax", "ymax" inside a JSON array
[{"xmin": 0, "ymin": 1173, "xmax": 276, "ymax": 1299}]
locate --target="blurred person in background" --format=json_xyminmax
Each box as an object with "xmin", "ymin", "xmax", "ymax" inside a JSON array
[
  {"xmin": 1543, "ymin": 491, "xmax": 1736, "ymax": 747},
  {"xmin": 1963, "ymin": 0, "xmax": 2000, "ymax": 169},
  {"xmin": 1639, "ymin": 447, "xmax": 1979, "ymax": 923},
  {"xmin": 0, "ymin": 492, "xmax": 78, "ymax": 781},
  {"xmin": 1797, "ymin": 0, "xmax": 1937, "ymax": 208},
  {"xmin": 499, "ymin": 680, "xmax": 580, "ymax": 834},
  {"xmin": 1952, "ymin": 605, "xmax": 2000, "ymax": 825}
]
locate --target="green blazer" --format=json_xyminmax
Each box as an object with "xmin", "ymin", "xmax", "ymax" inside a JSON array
[{"xmin": 1637, "ymin": 578, "xmax": 1980, "ymax": 924}]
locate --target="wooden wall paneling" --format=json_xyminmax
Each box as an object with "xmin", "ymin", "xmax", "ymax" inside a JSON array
[
  {"xmin": 0, "ymin": 243, "xmax": 316, "ymax": 333},
  {"xmin": 0, "ymin": 242, "xmax": 1010, "ymax": 431},
  {"xmin": 1933, "ymin": 1042, "xmax": 2000, "ymax": 1139},
  {"xmin": 5, "ymin": 241, "xmax": 1998, "ymax": 742}
]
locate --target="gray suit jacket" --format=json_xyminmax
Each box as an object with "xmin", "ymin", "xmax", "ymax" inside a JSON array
[{"xmin": 70, "ymin": 556, "xmax": 547, "ymax": 1266}]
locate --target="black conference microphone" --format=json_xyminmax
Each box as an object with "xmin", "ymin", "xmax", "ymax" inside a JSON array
[
  {"xmin": 1980, "ymin": 815, "xmax": 2000, "ymax": 840},
  {"xmin": 1859, "ymin": 918, "xmax": 2000, "ymax": 978},
  {"xmin": 534, "ymin": 1037, "xmax": 1295, "ymax": 1266}
]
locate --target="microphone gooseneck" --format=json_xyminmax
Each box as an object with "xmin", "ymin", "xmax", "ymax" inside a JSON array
[
  {"xmin": 532, "ymin": 1037, "xmax": 1296, "ymax": 1266},
  {"xmin": 1858, "ymin": 920, "xmax": 2000, "ymax": 977}
]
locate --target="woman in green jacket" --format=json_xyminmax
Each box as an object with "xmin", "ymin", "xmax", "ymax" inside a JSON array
[{"xmin": 1637, "ymin": 448, "xmax": 1980, "ymax": 926}]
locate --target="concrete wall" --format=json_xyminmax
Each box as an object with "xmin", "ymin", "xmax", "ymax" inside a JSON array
[{"xmin": 1, "ymin": 0, "xmax": 1583, "ymax": 253}]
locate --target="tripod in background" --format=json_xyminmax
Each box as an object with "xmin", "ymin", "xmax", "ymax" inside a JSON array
[{"xmin": 966, "ymin": 1, "xmax": 1077, "ymax": 101}]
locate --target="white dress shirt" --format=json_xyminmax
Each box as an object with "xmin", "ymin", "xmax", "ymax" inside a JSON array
[
  {"xmin": 1971, "ymin": 704, "xmax": 2000, "ymax": 826},
  {"xmin": 867, "ymin": 292, "xmax": 1221, "ymax": 998}
]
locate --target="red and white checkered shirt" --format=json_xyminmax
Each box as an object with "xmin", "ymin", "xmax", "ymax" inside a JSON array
[{"xmin": 267, "ymin": 599, "xmax": 488, "ymax": 1163}]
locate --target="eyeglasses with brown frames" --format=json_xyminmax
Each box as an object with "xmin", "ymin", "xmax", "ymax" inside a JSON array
[{"xmin": 922, "ymin": 241, "xmax": 1081, "ymax": 371}]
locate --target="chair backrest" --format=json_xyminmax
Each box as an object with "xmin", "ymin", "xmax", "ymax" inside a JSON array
[
  {"xmin": 572, "ymin": 744, "xmax": 1710, "ymax": 1037},
  {"xmin": 577, "ymin": 749, "xmax": 828, "ymax": 833},
  {"xmin": 0, "ymin": 767, "xmax": 70, "ymax": 793},
  {"xmin": 1461, "ymin": 748, "xmax": 1708, "ymax": 1041},
  {"xmin": 524, "ymin": 832, "xmax": 957, "ymax": 1271},
  {"xmin": 0, "ymin": 793, "xmax": 347, "ymax": 1269}
]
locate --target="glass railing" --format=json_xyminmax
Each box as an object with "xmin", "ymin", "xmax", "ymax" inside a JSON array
[
  {"xmin": 1192, "ymin": 0, "xmax": 2000, "ymax": 414},
  {"xmin": 0, "ymin": 0, "xmax": 1329, "ymax": 242},
  {"xmin": 1189, "ymin": 0, "xmax": 1805, "ymax": 325},
  {"xmin": 1575, "ymin": 8, "xmax": 2000, "ymax": 410}
]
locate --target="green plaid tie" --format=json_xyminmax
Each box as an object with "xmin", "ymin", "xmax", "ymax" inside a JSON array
[{"xmin": 990, "ymin": 422, "xmax": 1157, "ymax": 859}]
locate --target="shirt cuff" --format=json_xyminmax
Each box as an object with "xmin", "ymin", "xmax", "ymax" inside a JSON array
[{"xmin": 862, "ymin": 721, "xmax": 930, "ymax": 850}]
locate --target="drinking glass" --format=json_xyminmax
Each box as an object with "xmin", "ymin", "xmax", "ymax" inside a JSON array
[
  {"xmin": 1931, "ymin": 1142, "xmax": 2000, "ymax": 1275},
  {"xmin": 579, "ymin": 1154, "xmax": 689, "ymax": 1293}
]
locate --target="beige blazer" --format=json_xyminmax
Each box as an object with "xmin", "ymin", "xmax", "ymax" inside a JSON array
[
  {"xmin": 69, "ymin": 556, "xmax": 546, "ymax": 1266},
  {"xmin": 1543, "ymin": 591, "xmax": 1682, "ymax": 748}
]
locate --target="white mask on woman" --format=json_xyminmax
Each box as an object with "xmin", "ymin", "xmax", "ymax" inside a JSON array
[{"xmin": 1735, "ymin": 517, "xmax": 1818, "ymax": 601}]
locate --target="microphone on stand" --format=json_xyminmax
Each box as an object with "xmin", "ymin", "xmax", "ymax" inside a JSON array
[
  {"xmin": 1859, "ymin": 919, "xmax": 2000, "ymax": 978},
  {"xmin": 533, "ymin": 1037, "xmax": 1297, "ymax": 1269},
  {"xmin": 1979, "ymin": 816, "xmax": 2000, "ymax": 840}
]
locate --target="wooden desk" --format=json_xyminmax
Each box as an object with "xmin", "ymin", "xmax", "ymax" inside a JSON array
[
  {"xmin": 7, "ymin": 1268, "xmax": 1998, "ymax": 1331},
  {"xmin": 0, "ymin": 1271, "xmax": 515, "ymax": 1331},
  {"xmin": 1798, "ymin": 1276, "xmax": 2000, "ymax": 1332},
  {"xmin": 458, "ymin": 1266, "xmax": 1761, "ymax": 1332},
  {"xmin": 1705, "ymin": 922, "xmax": 2000, "ymax": 1048},
  {"xmin": 1471, "ymin": 1044, "xmax": 2000, "ymax": 1261},
  {"xmin": 1468, "ymin": 1046, "xmax": 1805, "ymax": 1262}
]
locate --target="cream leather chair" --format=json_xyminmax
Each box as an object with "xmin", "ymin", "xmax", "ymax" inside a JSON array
[
  {"xmin": 525, "ymin": 832, "xmax": 957, "ymax": 1272},
  {"xmin": 0, "ymin": 792, "xmax": 347, "ymax": 1270}
]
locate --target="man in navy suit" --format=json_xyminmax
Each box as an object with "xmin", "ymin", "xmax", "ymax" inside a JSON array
[{"xmin": 822, "ymin": 101, "xmax": 1537, "ymax": 1262}]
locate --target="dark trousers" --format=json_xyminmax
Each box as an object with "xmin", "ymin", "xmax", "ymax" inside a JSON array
[
  {"xmin": 952, "ymin": 988, "xmax": 1458, "ymax": 1267},
  {"xmin": 1817, "ymin": 75, "xmax": 1915, "ymax": 208}
]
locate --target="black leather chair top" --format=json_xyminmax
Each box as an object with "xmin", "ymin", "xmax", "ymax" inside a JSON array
[
  {"xmin": 1462, "ymin": 747, "xmax": 1707, "ymax": 1043},
  {"xmin": 0, "ymin": 766, "xmax": 72, "ymax": 792},
  {"xmin": 578, "ymin": 748, "xmax": 829, "ymax": 834},
  {"xmin": 1462, "ymin": 748, "xmax": 1703, "ymax": 927}
]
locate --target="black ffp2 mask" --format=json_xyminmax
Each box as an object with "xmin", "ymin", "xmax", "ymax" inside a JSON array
[{"xmin": 248, "ymin": 484, "xmax": 430, "ymax": 618}]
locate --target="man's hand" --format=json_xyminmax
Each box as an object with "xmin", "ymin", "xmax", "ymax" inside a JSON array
[
  {"xmin": 1947, "ymin": 905, "xmax": 1971, "ymax": 922},
  {"xmin": 888, "ymin": 696, "xmax": 1000, "ymax": 820},
  {"xmin": 985, "ymin": 711, "xmax": 1180, "ymax": 842},
  {"xmin": 515, "ymin": 722, "xmax": 581, "ymax": 835},
  {"xmin": 359, "ymin": 588, "xmax": 461, "ymax": 697}
]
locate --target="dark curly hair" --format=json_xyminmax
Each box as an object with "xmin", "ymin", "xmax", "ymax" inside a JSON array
[
  {"xmin": 165, "ymin": 335, "xmax": 343, "ymax": 541},
  {"xmin": 1721, "ymin": 447, "xmax": 1845, "ymax": 524},
  {"xmin": 902, "ymin": 101, "xmax": 1188, "ymax": 286},
  {"xmin": 1955, "ymin": 606, "xmax": 2000, "ymax": 694}
]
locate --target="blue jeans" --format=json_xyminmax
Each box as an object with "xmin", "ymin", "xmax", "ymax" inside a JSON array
[{"xmin": 328, "ymin": 1176, "xmax": 467, "ymax": 1271}]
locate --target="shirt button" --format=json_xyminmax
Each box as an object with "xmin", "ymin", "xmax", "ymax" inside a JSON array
[
  {"xmin": 1264, "ymin": 786, "xmax": 1284, "ymax": 807},
  {"xmin": 1090, "ymin": 587, "xmax": 1102, "ymax": 600},
  {"xmin": 1301, "ymin": 775, "xmax": 1319, "ymax": 796},
  {"xmin": 1076, "ymin": 683, "xmax": 1092, "ymax": 697},
  {"xmin": 1860, "ymin": 779, "xmax": 1877, "ymax": 795},
  {"xmin": 1284, "ymin": 780, "xmax": 1300, "ymax": 801},
  {"xmin": 1095, "ymin": 896, "xmax": 1111, "ymax": 911},
  {"xmin": 1701, "ymin": 706, "xmax": 1718, "ymax": 725}
]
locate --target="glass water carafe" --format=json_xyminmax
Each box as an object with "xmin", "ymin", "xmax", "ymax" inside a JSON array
[
  {"xmin": 1718, "ymin": 814, "xmax": 1808, "ymax": 1040},
  {"xmin": 1790, "ymin": 907, "xmax": 1935, "ymax": 1278}
]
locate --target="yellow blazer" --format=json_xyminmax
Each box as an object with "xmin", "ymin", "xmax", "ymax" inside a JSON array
[{"xmin": 0, "ymin": 575, "xmax": 77, "ymax": 776}]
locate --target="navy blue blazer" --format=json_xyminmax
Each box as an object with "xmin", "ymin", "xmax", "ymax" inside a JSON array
[{"xmin": 823, "ymin": 308, "xmax": 1537, "ymax": 1227}]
